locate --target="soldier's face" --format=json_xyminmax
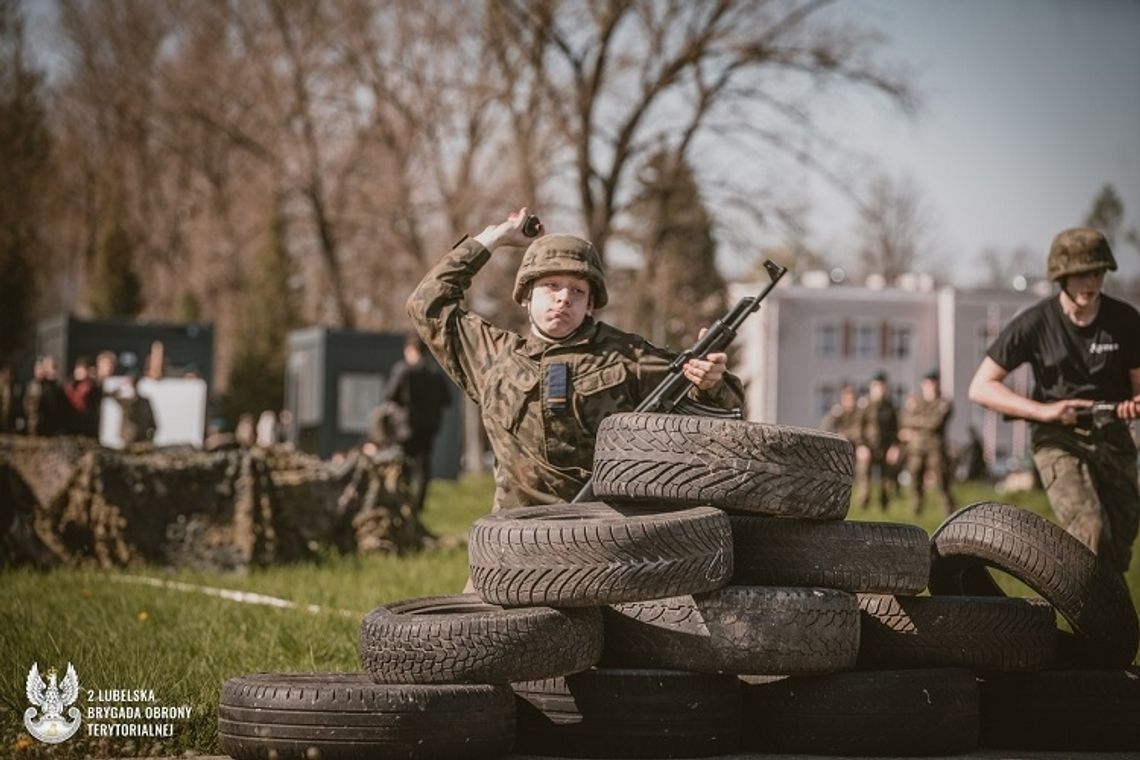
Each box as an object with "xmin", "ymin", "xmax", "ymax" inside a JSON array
[
  {"xmin": 1062, "ymin": 269, "xmax": 1106, "ymax": 309},
  {"xmin": 528, "ymin": 274, "xmax": 592, "ymax": 338}
]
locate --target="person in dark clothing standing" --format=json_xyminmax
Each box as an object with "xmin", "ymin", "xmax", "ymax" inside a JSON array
[
  {"xmin": 0, "ymin": 362, "xmax": 17, "ymax": 433},
  {"xmin": 24, "ymin": 356, "xmax": 65, "ymax": 437},
  {"xmin": 969, "ymin": 227, "xmax": 1140, "ymax": 573},
  {"xmin": 64, "ymin": 356, "xmax": 102, "ymax": 438},
  {"xmin": 854, "ymin": 371, "xmax": 900, "ymax": 510},
  {"xmin": 385, "ymin": 333, "xmax": 454, "ymax": 516}
]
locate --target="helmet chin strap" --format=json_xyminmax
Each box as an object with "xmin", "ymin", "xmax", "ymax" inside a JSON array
[
  {"xmin": 527, "ymin": 308, "xmax": 588, "ymax": 344},
  {"xmin": 529, "ymin": 315, "xmax": 565, "ymax": 343}
]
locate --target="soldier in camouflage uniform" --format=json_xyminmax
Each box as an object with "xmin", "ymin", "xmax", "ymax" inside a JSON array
[
  {"xmin": 822, "ymin": 384, "xmax": 861, "ymax": 446},
  {"xmin": 900, "ymin": 369, "xmax": 954, "ymax": 515},
  {"xmin": 969, "ymin": 227, "xmax": 1140, "ymax": 573},
  {"xmin": 407, "ymin": 207, "xmax": 745, "ymax": 510},
  {"xmin": 854, "ymin": 371, "xmax": 900, "ymax": 511}
]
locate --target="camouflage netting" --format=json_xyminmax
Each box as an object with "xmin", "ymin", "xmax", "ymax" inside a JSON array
[{"xmin": 0, "ymin": 435, "xmax": 424, "ymax": 570}]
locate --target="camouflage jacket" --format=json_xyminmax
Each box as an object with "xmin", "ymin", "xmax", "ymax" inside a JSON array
[
  {"xmin": 407, "ymin": 239, "xmax": 746, "ymax": 509},
  {"xmin": 900, "ymin": 396, "xmax": 953, "ymax": 452},
  {"xmin": 857, "ymin": 397, "xmax": 899, "ymax": 453},
  {"xmin": 822, "ymin": 405, "xmax": 862, "ymax": 444}
]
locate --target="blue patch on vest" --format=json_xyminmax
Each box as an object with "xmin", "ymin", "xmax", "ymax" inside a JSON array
[{"xmin": 546, "ymin": 362, "xmax": 569, "ymax": 413}]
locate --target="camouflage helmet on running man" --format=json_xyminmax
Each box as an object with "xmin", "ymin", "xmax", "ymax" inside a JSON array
[
  {"xmin": 1046, "ymin": 227, "xmax": 1117, "ymax": 282},
  {"xmin": 513, "ymin": 234, "xmax": 608, "ymax": 308}
]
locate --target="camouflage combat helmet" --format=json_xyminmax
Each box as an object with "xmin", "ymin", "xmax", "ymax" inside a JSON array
[
  {"xmin": 513, "ymin": 234, "xmax": 608, "ymax": 308},
  {"xmin": 1046, "ymin": 227, "xmax": 1117, "ymax": 282}
]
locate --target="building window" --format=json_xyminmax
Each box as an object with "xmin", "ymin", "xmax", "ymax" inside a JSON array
[
  {"xmin": 815, "ymin": 381, "xmax": 839, "ymax": 419},
  {"xmin": 887, "ymin": 324, "xmax": 912, "ymax": 359},
  {"xmin": 854, "ymin": 323, "xmax": 878, "ymax": 359},
  {"xmin": 815, "ymin": 322, "xmax": 840, "ymax": 358}
]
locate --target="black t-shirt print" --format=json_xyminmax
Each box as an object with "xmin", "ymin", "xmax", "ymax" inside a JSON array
[{"xmin": 987, "ymin": 293, "xmax": 1140, "ymax": 404}]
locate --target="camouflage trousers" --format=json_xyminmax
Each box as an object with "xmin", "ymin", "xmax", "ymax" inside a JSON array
[
  {"xmin": 1033, "ymin": 436, "xmax": 1139, "ymax": 574},
  {"xmin": 855, "ymin": 448, "xmax": 898, "ymax": 510},
  {"xmin": 906, "ymin": 445, "xmax": 954, "ymax": 515}
]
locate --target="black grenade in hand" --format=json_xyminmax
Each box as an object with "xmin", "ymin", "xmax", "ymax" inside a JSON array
[{"xmin": 522, "ymin": 214, "xmax": 542, "ymax": 237}]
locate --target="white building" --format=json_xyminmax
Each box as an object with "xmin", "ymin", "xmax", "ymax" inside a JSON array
[{"xmin": 732, "ymin": 274, "xmax": 1044, "ymax": 471}]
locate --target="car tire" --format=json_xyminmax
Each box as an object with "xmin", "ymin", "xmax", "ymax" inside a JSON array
[
  {"xmin": 857, "ymin": 593, "xmax": 1056, "ymax": 671},
  {"xmin": 591, "ymin": 413, "xmax": 853, "ymax": 518},
  {"xmin": 742, "ymin": 668, "xmax": 979, "ymax": 756},
  {"xmin": 359, "ymin": 594, "xmax": 603, "ymax": 684},
  {"xmin": 469, "ymin": 502, "xmax": 732, "ymax": 607},
  {"xmin": 602, "ymin": 585, "xmax": 859, "ymax": 675},
  {"xmin": 218, "ymin": 672, "xmax": 514, "ymax": 759},
  {"xmin": 730, "ymin": 515, "xmax": 929, "ymax": 593},
  {"xmin": 929, "ymin": 501, "xmax": 1139, "ymax": 666},
  {"xmin": 513, "ymin": 668, "xmax": 741, "ymax": 758}
]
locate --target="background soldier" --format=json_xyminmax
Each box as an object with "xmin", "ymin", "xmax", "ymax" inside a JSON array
[
  {"xmin": 900, "ymin": 369, "xmax": 954, "ymax": 514},
  {"xmin": 383, "ymin": 333, "xmax": 454, "ymax": 518},
  {"xmin": 407, "ymin": 207, "xmax": 743, "ymax": 511},
  {"xmin": 0, "ymin": 362, "xmax": 16, "ymax": 433},
  {"xmin": 23, "ymin": 356, "xmax": 64, "ymax": 437},
  {"xmin": 64, "ymin": 356, "xmax": 102, "ymax": 438},
  {"xmin": 968, "ymin": 227, "xmax": 1139, "ymax": 573},
  {"xmin": 854, "ymin": 371, "xmax": 900, "ymax": 510},
  {"xmin": 822, "ymin": 383, "xmax": 862, "ymax": 446}
]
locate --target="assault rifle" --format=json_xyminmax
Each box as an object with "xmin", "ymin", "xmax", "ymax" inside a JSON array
[
  {"xmin": 1079, "ymin": 402, "xmax": 1124, "ymax": 431},
  {"xmin": 1003, "ymin": 401, "xmax": 1122, "ymax": 434},
  {"xmin": 572, "ymin": 259, "xmax": 788, "ymax": 503}
]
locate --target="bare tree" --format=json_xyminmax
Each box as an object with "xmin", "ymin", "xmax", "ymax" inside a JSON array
[
  {"xmin": 29, "ymin": 0, "xmax": 923, "ymax": 447},
  {"xmin": 1083, "ymin": 183, "xmax": 1124, "ymax": 246},
  {"xmin": 855, "ymin": 173, "xmax": 933, "ymax": 282},
  {"xmin": 494, "ymin": 0, "xmax": 916, "ymax": 261},
  {"xmin": 625, "ymin": 149, "xmax": 725, "ymax": 346},
  {"xmin": 0, "ymin": 0, "xmax": 51, "ymax": 355}
]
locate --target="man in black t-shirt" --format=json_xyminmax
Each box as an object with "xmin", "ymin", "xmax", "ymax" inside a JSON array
[{"xmin": 968, "ymin": 227, "xmax": 1140, "ymax": 573}]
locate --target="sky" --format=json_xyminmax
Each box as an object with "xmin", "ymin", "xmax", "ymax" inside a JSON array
[{"xmin": 788, "ymin": 0, "xmax": 1140, "ymax": 287}]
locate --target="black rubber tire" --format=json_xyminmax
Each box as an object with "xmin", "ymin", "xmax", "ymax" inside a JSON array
[
  {"xmin": 468, "ymin": 502, "xmax": 732, "ymax": 607},
  {"xmin": 730, "ymin": 515, "xmax": 929, "ymax": 593},
  {"xmin": 857, "ymin": 593, "xmax": 1056, "ymax": 671},
  {"xmin": 591, "ymin": 412, "xmax": 853, "ymax": 518},
  {"xmin": 218, "ymin": 672, "xmax": 514, "ymax": 759},
  {"xmin": 602, "ymin": 586, "xmax": 859, "ymax": 675},
  {"xmin": 929, "ymin": 501, "xmax": 1139, "ymax": 666},
  {"xmin": 742, "ymin": 667, "xmax": 980, "ymax": 756},
  {"xmin": 513, "ymin": 668, "xmax": 741, "ymax": 758},
  {"xmin": 979, "ymin": 667, "xmax": 1140, "ymax": 751},
  {"xmin": 359, "ymin": 593, "xmax": 603, "ymax": 684}
]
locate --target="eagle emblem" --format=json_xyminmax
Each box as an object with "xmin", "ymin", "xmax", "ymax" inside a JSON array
[{"xmin": 24, "ymin": 662, "xmax": 82, "ymax": 744}]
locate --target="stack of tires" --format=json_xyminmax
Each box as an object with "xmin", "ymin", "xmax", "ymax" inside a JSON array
[{"xmin": 218, "ymin": 411, "xmax": 1140, "ymax": 759}]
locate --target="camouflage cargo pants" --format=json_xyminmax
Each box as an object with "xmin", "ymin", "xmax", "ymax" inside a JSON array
[
  {"xmin": 906, "ymin": 444, "xmax": 954, "ymax": 515},
  {"xmin": 855, "ymin": 447, "xmax": 896, "ymax": 510},
  {"xmin": 1033, "ymin": 436, "xmax": 1139, "ymax": 574}
]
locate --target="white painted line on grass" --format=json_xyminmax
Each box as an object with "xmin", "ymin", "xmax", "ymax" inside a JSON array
[{"xmin": 109, "ymin": 574, "xmax": 362, "ymax": 619}]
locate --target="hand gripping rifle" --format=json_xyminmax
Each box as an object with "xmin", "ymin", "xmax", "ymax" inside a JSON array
[
  {"xmin": 572, "ymin": 259, "xmax": 788, "ymax": 502},
  {"xmin": 1002, "ymin": 401, "xmax": 1122, "ymax": 435}
]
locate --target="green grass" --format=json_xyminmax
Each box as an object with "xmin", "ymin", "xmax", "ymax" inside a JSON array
[
  {"xmin": 0, "ymin": 474, "xmax": 495, "ymax": 759},
  {"xmin": 2, "ymin": 474, "xmax": 1137, "ymax": 758}
]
